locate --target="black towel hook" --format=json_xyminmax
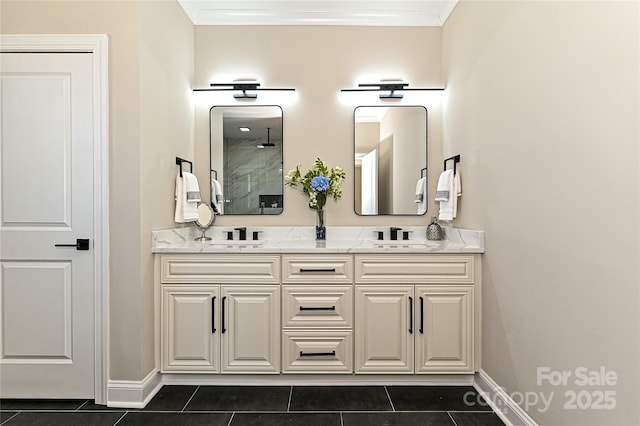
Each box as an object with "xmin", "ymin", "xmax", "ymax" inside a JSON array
[
  {"xmin": 443, "ymin": 155, "xmax": 461, "ymax": 175},
  {"xmin": 176, "ymin": 157, "xmax": 193, "ymax": 178}
]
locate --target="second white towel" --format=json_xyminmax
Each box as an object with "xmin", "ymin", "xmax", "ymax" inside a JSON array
[
  {"xmin": 414, "ymin": 177, "xmax": 427, "ymax": 215},
  {"xmin": 436, "ymin": 169, "xmax": 461, "ymax": 221},
  {"xmin": 174, "ymin": 172, "xmax": 200, "ymax": 223}
]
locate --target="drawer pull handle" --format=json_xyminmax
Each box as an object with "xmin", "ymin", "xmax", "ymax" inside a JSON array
[
  {"xmin": 300, "ymin": 351, "xmax": 336, "ymax": 357},
  {"xmin": 221, "ymin": 296, "xmax": 227, "ymax": 334},
  {"xmin": 409, "ymin": 296, "xmax": 414, "ymax": 334},
  {"xmin": 212, "ymin": 296, "xmax": 216, "ymax": 334},
  {"xmin": 419, "ymin": 296, "xmax": 424, "ymax": 334},
  {"xmin": 299, "ymin": 306, "xmax": 336, "ymax": 311},
  {"xmin": 299, "ymin": 268, "xmax": 336, "ymax": 273}
]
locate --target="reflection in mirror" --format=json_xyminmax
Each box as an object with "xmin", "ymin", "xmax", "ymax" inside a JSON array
[
  {"xmin": 354, "ymin": 106, "xmax": 427, "ymax": 216},
  {"xmin": 194, "ymin": 202, "xmax": 215, "ymax": 241},
  {"xmin": 210, "ymin": 106, "xmax": 283, "ymax": 215}
]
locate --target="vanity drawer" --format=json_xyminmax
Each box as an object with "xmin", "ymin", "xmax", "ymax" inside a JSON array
[
  {"xmin": 355, "ymin": 254, "xmax": 475, "ymax": 284},
  {"xmin": 160, "ymin": 255, "xmax": 280, "ymax": 284},
  {"xmin": 282, "ymin": 285, "xmax": 353, "ymax": 328},
  {"xmin": 282, "ymin": 255, "xmax": 353, "ymax": 283},
  {"xmin": 282, "ymin": 330, "xmax": 353, "ymax": 373}
]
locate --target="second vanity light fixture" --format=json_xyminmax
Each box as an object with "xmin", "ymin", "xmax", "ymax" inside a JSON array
[
  {"xmin": 193, "ymin": 80, "xmax": 296, "ymax": 99},
  {"xmin": 340, "ymin": 81, "xmax": 444, "ymax": 99}
]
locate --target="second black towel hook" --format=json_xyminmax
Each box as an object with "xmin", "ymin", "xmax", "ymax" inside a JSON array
[
  {"xmin": 176, "ymin": 157, "xmax": 193, "ymax": 178},
  {"xmin": 443, "ymin": 155, "xmax": 461, "ymax": 175}
]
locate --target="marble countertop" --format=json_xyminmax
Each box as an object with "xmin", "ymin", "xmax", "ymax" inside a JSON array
[{"xmin": 152, "ymin": 226, "xmax": 484, "ymax": 254}]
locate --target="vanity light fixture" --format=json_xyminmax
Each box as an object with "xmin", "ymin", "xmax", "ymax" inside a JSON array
[
  {"xmin": 340, "ymin": 82, "xmax": 444, "ymax": 99},
  {"xmin": 193, "ymin": 81, "xmax": 296, "ymax": 99}
]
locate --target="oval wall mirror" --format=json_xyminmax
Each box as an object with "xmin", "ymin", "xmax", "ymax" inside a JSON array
[
  {"xmin": 210, "ymin": 106, "xmax": 283, "ymax": 215},
  {"xmin": 354, "ymin": 105, "xmax": 427, "ymax": 215}
]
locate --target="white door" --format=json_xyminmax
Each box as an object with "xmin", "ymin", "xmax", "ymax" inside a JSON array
[
  {"xmin": 221, "ymin": 286, "xmax": 280, "ymax": 373},
  {"xmin": 415, "ymin": 286, "xmax": 473, "ymax": 373},
  {"xmin": 360, "ymin": 148, "xmax": 377, "ymax": 215},
  {"xmin": 0, "ymin": 52, "xmax": 95, "ymax": 398},
  {"xmin": 162, "ymin": 286, "xmax": 220, "ymax": 372},
  {"xmin": 354, "ymin": 285, "xmax": 414, "ymax": 373}
]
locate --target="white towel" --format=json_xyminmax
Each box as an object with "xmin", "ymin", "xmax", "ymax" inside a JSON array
[
  {"xmin": 435, "ymin": 170, "xmax": 453, "ymax": 201},
  {"xmin": 211, "ymin": 178, "xmax": 223, "ymax": 214},
  {"xmin": 414, "ymin": 177, "xmax": 427, "ymax": 215},
  {"xmin": 174, "ymin": 172, "xmax": 199, "ymax": 223},
  {"xmin": 452, "ymin": 171, "xmax": 462, "ymax": 219},
  {"xmin": 438, "ymin": 170, "xmax": 462, "ymax": 221},
  {"xmin": 437, "ymin": 170, "xmax": 455, "ymax": 221},
  {"xmin": 183, "ymin": 172, "xmax": 201, "ymax": 203}
]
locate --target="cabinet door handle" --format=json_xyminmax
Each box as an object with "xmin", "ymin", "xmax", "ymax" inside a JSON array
[
  {"xmin": 299, "ymin": 268, "xmax": 336, "ymax": 273},
  {"xmin": 419, "ymin": 296, "xmax": 424, "ymax": 334},
  {"xmin": 408, "ymin": 296, "xmax": 414, "ymax": 334},
  {"xmin": 221, "ymin": 296, "xmax": 227, "ymax": 334},
  {"xmin": 300, "ymin": 351, "xmax": 336, "ymax": 357},
  {"xmin": 299, "ymin": 306, "xmax": 336, "ymax": 311},
  {"xmin": 211, "ymin": 296, "xmax": 216, "ymax": 333}
]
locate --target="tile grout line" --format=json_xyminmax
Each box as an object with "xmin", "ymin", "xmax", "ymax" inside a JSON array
[
  {"xmin": 111, "ymin": 411, "xmax": 128, "ymax": 426},
  {"xmin": 226, "ymin": 411, "xmax": 235, "ymax": 426},
  {"xmin": 383, "ymin": 386, "xmax": 396, "ymax": 411},
  {"xmin": 0, "ymin": 411, "xmax": 21, "ymax": 425},
  {"xmin": 76, "ymin": 400, "xmax": 89, "ymax": 411},
  {"xmin": 447, "ymin": 411, "xmax": 459, "ymax": 426},
  {"xmin": 181, "ymin": 385, "xmax": 200, "ymax": 412},
  {"xmin": 287, "ymin": 386, "xmax": 293, "ymax": 412}
]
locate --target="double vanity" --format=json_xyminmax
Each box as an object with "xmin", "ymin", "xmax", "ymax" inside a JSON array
[{"xmin": 152, "ymin": 226, "xmax": 483, "ymax": 384}]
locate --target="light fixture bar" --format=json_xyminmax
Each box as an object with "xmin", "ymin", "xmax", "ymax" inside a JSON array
[
  {"xmin": 340, "ymin": 83, "xmax": 444, "ymax": 99},
  {"xmin": 193, "ymin": 82, "xmax": 296, "ymax": 99}
]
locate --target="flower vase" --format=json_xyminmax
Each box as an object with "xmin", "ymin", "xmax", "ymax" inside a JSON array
[{"xmin": 315, "ymin": 209, "xmax": 326, "ymax": 240}]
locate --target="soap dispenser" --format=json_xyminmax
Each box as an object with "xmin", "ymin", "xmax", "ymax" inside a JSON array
[{"xmin": 426, "ymin": 217, "xmax": 443, "ymax": 241}]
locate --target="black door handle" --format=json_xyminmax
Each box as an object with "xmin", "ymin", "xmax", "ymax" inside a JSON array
[
  {"xmin": 299, "ymin": 306, "xmax": 336, "ymax": 311},
  {"xmin": 55, "ymin": 238, "xmax": 89, "ymax": 251},
  {"xmin": 300, "ymin": 351, "xmax": 336, "ymax": 357},
  {"xmin": 419, "ymin": 296, "xmax": 424, "ymax": 334},
  {"xmin": 408, "ymin": 296, "xmax": 413, "ymax": 334},
  {"xmin": 221, "ymin": 296, "xmax": 227, "ymax": 334},
  {"xmin": 212, "ymin": 296, "xmax": 216, "ymax": 334}
]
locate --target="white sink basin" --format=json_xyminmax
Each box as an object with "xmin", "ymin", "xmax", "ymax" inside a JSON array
[
  {"xmin": 372, "ymin": 240, "xmax": 442, "ymax": 248},
  {"xmin": 209, "ymin": 240, "xmax": 265, "ymax": 246}
]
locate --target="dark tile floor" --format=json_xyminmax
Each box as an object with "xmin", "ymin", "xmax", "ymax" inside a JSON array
[{"xmin": 0, "ymin": 385, "xmax": 505, "ymax": 425}]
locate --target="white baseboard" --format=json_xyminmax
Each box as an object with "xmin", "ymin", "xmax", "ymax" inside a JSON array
[
  {"xmin": 474, "ymin": 369, "xmax": 539, "ymax": 426},
  {"xmin": 161, "ymin": 373, "xmax": 475, "ymax": 386},
  {"xmin": 107, "ymin": 369, "xmax": 162, "ymax": 408}
]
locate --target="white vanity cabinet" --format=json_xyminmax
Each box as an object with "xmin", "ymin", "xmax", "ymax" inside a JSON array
[
  {"xmin": 155, "ymin": 248, "xmax": 481, "ymax": 379},
  {"xmin": 354, "ymin": 254, "xmax": 479, "ymax": 374},
  {"xmin": 159, "ymin": 255, "xmax": 280, "ymax": 374},
  {"xmin": 281, "ymin": 255, "xmax": 354, "ymax": 373}
]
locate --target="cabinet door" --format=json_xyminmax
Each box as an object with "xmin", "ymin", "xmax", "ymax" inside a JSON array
[
  {"xmin": 162, "ymin": 286, "xmax": 219, "ymax": 372},
  {"xmin": 221, "ymin": 286, "xmax": 280, "ymax": 373},
  {"xmin": 355, "ymin": 285, "xmax": 414, "ymax": 373},
  {"xmin": 415, "ymin": 286, "xmax": 473, "ymax": 373}
]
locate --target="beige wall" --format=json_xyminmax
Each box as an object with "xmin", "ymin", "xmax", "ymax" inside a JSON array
[
  {"xmin": 0, "ymin": 0, "xmax": 194, "ymax": 381},
  {"xmin": 443, "ymin": 1, "xmax": 639, "ymax": 424},
  {"xmin": 194, "ymin": 26, "xmax": 443, "ymax": 226},
  {"xmin": 139, "ymin": 0, "xmax": 194, "ymax": 379}
]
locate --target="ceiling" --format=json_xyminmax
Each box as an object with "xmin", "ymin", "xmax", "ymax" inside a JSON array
[{"xmin": 178, "ymin": 1, "xmax": 458, "ymax": 27}]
